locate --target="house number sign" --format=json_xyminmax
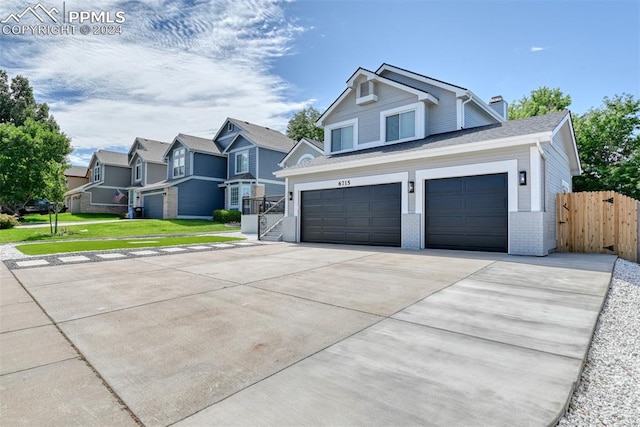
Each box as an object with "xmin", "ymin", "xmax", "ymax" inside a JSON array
[{"xmin": 337, "ymin": 180, "xmax": 351, "ymax": 187}]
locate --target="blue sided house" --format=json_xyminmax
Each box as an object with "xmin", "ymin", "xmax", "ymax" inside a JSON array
[
  {"xmin": 136, "ymin": 133, "xmax": 227, "ymax": 219},
  {"xmin": 212, "ymin": 118, "xmax": 296, "ymax": 211}
]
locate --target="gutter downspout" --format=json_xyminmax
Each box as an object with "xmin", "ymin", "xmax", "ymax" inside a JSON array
[{"xmin": 460, "ymin": 92, "xmax": 473, "ymax": 129}]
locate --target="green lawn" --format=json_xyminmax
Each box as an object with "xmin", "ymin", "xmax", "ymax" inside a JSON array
[
  {"xmin": 19, "ymin": 212, "xmax": 121, "ymax": 224},
  {"xmin": 0, "ymin": 219, "xmax": 238, "ymax": 244},
  {"xmin": 16, "ymin": 235, "xmax": 243, "ymax": 255}
]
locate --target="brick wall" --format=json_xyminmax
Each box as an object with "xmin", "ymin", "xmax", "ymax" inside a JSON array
[
  {"xmin": 509, "ymin": 212, "xmax": 546, "ymax": 256},
  {"xmin": 401, "ymin": 213, "xmax": 421, "ymax": 249}
]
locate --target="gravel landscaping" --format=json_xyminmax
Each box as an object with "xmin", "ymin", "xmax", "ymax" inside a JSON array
[{"xmin": 557, "ymin": 259, "xmax": 640, "ymax": 426}]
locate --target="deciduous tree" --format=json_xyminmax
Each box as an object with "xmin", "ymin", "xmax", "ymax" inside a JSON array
[
  {"xmin": 572, "ymin": 94, "xmax": 640, "ymax": 200},
  {"xmin": 0, "ymin": 71, "xmax": 71, "ymax": 220},
  {"xmin": 286, "ymin": 106, "xmax": 324, "ymax": 142},
  {"xmin": 508, "ymin": 86, "xmax": 571, "ymax": 120}
]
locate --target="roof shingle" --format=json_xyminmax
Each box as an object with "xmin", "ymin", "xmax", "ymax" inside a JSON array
[
  {"xmin": 284, "ymin": 111, "xmax": 570, "ymax": 171},
  {"xmin": 228, "ymin": 118, "xmax": 296, "ymax": 153},
  {"xmin": 176, "ymin": 134, "xmax": 222, "ymax": 155}
]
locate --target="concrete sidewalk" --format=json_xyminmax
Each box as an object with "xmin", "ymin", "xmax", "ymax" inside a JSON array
[{"xmin": 1, "ymin": 245, "xmax": 615, "ymax": 426}]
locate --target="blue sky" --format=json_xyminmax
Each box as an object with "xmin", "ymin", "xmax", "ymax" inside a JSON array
[{"xmin": 0, "ymin": 0, "xmax": 638, "ymax": 165}]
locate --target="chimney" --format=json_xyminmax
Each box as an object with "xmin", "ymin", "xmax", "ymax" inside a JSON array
[{"xmin": 489, "ymin": 95, "xmax": 508, "ymax": 120}]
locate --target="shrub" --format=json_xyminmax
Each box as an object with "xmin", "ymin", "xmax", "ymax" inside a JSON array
[
  {"xmin": 213, "ymin": 209, "xmax": 241, "ymax": 223},
  {"xmin": 0, "ymin": 214, "xmax": 19, "ymax": 229}
]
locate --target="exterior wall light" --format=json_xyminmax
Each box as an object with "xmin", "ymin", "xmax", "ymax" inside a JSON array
[
  {"xmin": 519, "ymin": 171, "xmax": 527, "ymax": 186},
  {"xmin": 408, "ymin": 181, "xmax": 415, "ymax": 193},
  {"xmin": 288, "ymin": 191, "xmax": 293, "ymax": 201}
]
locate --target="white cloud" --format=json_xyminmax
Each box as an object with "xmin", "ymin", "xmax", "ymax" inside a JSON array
[
  {"xmin": 0, "ymin": 0, "xmax": 310, "ymax": 165},
  {"xmin": 530, "ymin": 46, "xmax": 546, "ymax": 52}
]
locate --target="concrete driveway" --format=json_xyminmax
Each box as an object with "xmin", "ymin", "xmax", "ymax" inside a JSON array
[{"xmin": 1, "ymin": 243, "xmax": 615, "ymax": 426}]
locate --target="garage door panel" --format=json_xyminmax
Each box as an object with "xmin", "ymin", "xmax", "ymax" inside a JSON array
[
  {"xmin": 426, "ymin": 173, "xmax": 507, "ymax": 252},
  {"xmin": 143, "ymin": 194, "xmax": 163, "ymax": 219},
  {"xmin": 428, "ymin": 178, "xmax": 463, "ymax": 194},
  {"xmin": 346, "ymin": 202, "xmax": 370, "ymax": 212},
  {"xmin": 301, "ymin": 183, "xmax": 401, "ymax": 247}
]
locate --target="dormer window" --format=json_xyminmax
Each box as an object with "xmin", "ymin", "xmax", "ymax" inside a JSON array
[
  {"xmin": 134, "ymin": 158, "xmax": 142, "ymax": 182},
  {"xmin": 92, "ymin": 163, "xmax": 101, "ymax": 182},
  {"xmin": 356, "ymin": 80, "xmax": 377, "ymax": 105}
]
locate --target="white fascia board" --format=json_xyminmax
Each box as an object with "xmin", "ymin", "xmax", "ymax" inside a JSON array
[
  {"xmin": 375, "ymin": 64, "xmax": 467, "ymax": 97},
  {"xmin": 317, "ymin": 71, "xmax": 439, "ymax": 127},
  {"xmin": 316, "ymin": 88, "xmax": 352, "ymax": 127},
  {"xmin": 551, "ymin": 113, "xmax": 582, "ymax": 175},
  {"xmin": 467, "ymin": 90, "xmax": 506, "ymax": 123},
  {"xmin": 346, "ymin": 68, "xmax": 376, "ymax": 87},
  {"xmin": 275, "ymin": 131, "xmax": 553, "ymax": 178},
  {"xmin": 211, "ymin": 118, "xmax": 233, "ymax": 144},
  {"xmin": 278, "ymin": 139, "xmax": 324, "ymax": 167}
]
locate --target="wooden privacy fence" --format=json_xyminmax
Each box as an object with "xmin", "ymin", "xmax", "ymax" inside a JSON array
[{"xmin": 557, "ymin": 191, "xmax": 639, "ymax": 263}]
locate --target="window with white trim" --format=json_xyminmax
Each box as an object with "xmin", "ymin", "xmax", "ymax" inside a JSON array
[
  {"xmin": 134, "ymin": 158, "xmax": 142, "ymax": 182},
  {"xmin": 236, "ymin": 151, "xmax": 249, "ymax": 174},
  {"xmin": 229, "ymin": 185, "xmax": 239, "ymax": 208},
  {"xmin": 385, "ymin": 110, "xmax": 416, "ymax": 142},
  {"xmin": 331, "ymin": 126, "xmax": 354, "ymax": 152},
  {"xmin": 93, "ymin": 163, "xmax": 101, "ymax": 182},
  {"xmin": 227, "ymin": 122, "xmax": 234, "ymax": 132},
  {"xmin": 173, "ymin": 148, "xmax": 185, "ymax": 178}
]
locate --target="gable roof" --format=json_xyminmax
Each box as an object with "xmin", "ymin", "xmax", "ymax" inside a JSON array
[
  {"xmin": 317, "ymin": 63, "xmax": 504, "ymax": 127},
  {"xmin": 278, "ymin": 137, "xmax": 325, "ymax": 167},
  {"xmin": 93, "ymin": 150, "xmax": 129, "ymax": 167},
  {"xmin": 64, "ymin": 166, "xmax": 88, "ymax": 177},
  {"xmin": 129, "ymin": 137, "xmax": 170, "ymax": 164},
  {"xmin": 277, "ymin": 111, "xmax": 579, "ymax": 176},
  {"xmin": 172, "ymin": 133, "xmax": 222, "ymax": 156},
  {"xmin": 223, "ymin": 118, "xmax": 296, "ymax": 153},
  {"xmin": 318, "ymin": 67, "xmax": 440, "ymax": 126}
]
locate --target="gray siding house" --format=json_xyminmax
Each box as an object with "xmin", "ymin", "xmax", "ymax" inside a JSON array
[
  {"xmin": 66, "ymin": 150, "xmax": 131, "ymax": 215},
  {"xmin": 275, "ymin": 64, "xmax": 581, "ymax": 256},
  {"xmin": 213, "ymin": 118, "xmax": 296, "ymax": 210},
  {"xmin": 279, "ymin": 138, "xmax": 324, "ymax": 169},
  {"xmin": 137, "ymin": 133, "xmax": 227, "ymax": 219},
  {"xmin": 127, "ymin": 137, "xmax": 170, "ymax": 211}
]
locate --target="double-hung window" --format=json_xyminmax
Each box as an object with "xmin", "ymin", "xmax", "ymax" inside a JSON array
[
  {"xmin": 229, "ymin": 185, "xmax": 239, "ymax": 208},
  {"xmin": 236, "ymin": 151, "xmax": 249, "ymax": 174},
  {"xmin": 385, "ymin": 110, "xmax": 416, "ymax": 142},
  {"xmin": 173, "ymin": 148, "xmax": 185, "ymax": 178},
  {"xmin": 134, "ymin": 158, "xmax": 142, "ymax": 182},
  {"xmin": 93, "ymin": 163, "xmax": 101, "ymax": 182}
]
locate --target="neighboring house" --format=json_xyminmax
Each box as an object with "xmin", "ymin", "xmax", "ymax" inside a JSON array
[
  {"xmin": 127, "ymin": 137, "xmax": 170, "ymax": 210},
  {"xmin": 212, "ymin": 118, "xmax": 296, "ymax": 210},
  {"xmin": 136, "ymin": 133, "xmax": 227, "ymax": 219},
  {"xmin": 279, "ymin": 137, "xmax": 324, "ymax": 168},
  {"xmin": 66, "ymin": 150, "xmax": 131, "ymax": 215},
  {"xmin": 64, "ymin": 166, "xmax": 89, "ymax": 192},
  {"xmin": 275, "ymin": 64, "xmax": 581, "ymax": 256}
]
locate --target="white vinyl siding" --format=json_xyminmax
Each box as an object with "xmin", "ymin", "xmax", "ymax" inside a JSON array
[{"xmin": 173, "ymin": 148, "xmax": 185, "ymax": 178}]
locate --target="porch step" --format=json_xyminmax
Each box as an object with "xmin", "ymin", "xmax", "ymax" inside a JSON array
[{"xmin": 261, "ymin": 222, "xmax": 283, "ymax": 242}]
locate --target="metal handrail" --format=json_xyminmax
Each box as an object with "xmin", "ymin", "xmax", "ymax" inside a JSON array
[{"xmin": 258, "ymin": 196, "xmax": 285, "ymax": 240}]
